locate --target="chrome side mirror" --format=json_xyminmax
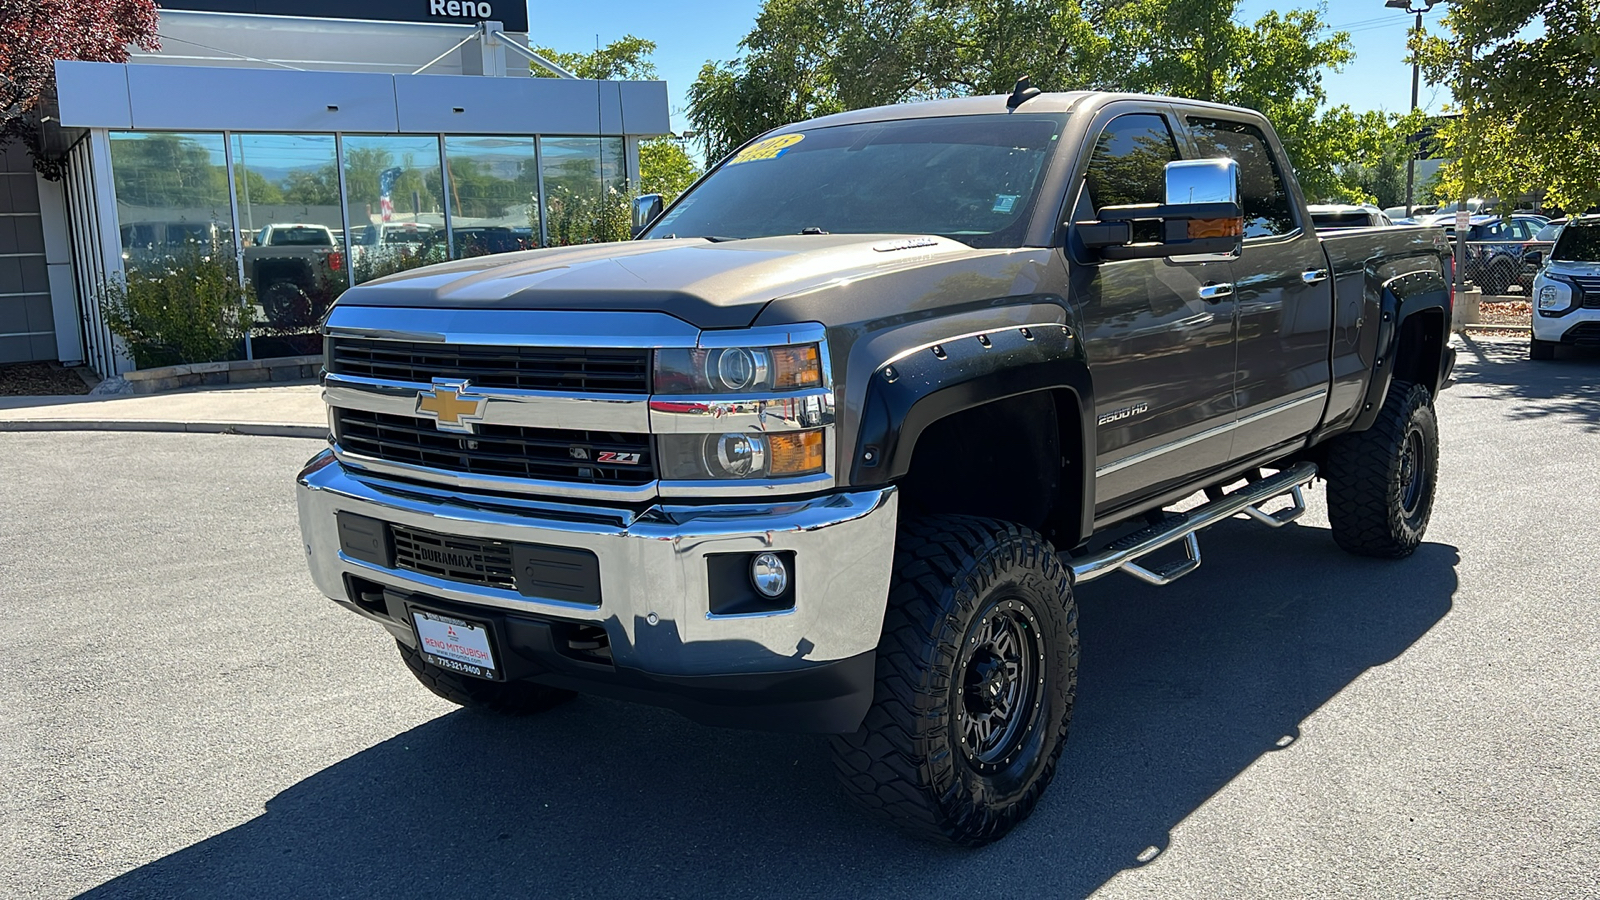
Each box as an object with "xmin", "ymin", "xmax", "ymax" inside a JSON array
[
  {"xmin": 1078, "ymin": 159, "xmax": 1244, "ymax": 261},
  {"xmin": 1165, "ymin": 158, "xmax": 1240, "ymax": 207},
  {"xmin": 632, "ymin": 194, "xmax": 665, "ymax": 238}
]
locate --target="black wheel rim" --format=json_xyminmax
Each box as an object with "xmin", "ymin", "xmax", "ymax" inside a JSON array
[
  {"xmin": 957, "ymin": 599, "xmax": 1046, "ymax": 772},
  {"xmin": 1398, "ymin": 427, "xmax": 1427, "ymax": 517}
]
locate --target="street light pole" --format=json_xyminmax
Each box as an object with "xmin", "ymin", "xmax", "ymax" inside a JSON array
[
  {"xmin": 1388, "ymin": 0, "xmax": 1443, "ymax": 218},
  {"xmin": 1406, "ymin": 8, "xmax": 1422, "ymax": 217}
]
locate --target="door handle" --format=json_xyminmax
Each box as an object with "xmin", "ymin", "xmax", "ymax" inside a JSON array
[
  {"xmin": 1197, "ymin": 282, "xmax": 1235, "ymax": 301},
  {"xmin": 1302, "ymin": 268, "xmax": 1330, "ymax": 284}
]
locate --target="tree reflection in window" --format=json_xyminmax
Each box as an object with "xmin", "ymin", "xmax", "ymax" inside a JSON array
[
  {"xmin": 1085, "ymin": 115, "xmax": 1179, "ymax": 244},
  {"xmin": 1188, "ymin": 118, "xmax": 1298, "ymax": 238}
]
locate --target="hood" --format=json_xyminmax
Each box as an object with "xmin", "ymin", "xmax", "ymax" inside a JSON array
[
  {"xmin": 1546, "ymin": 260, "xmax": 1600, "ymax": 277},
  {"xmin": 334, "ymin": 235, "xmax": 1003, "ymax": 329}
]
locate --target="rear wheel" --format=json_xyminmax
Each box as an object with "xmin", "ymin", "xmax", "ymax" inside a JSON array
[
  {"xmin": 1530, "ymin": 338, "xmax": 1557, "ymax": 361},
  {"xmin": 1324, "ymin": 381, "xmax": 1439, "ymax": 558},
  {"xmin": 397, "ymin": 639, "xmax": 576, "ymax": 715},
  {"xmin": 830, "ymin": 516, "xmax": 1078, "ymax": 846},
  {"xmin": 260, "ymin": 281, "xmax": 312, "ymax": 328}
]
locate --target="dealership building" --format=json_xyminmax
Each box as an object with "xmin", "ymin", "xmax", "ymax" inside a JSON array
[{"xmin": 3, "ymin": 1, "xmax": 670, "ymax": 375}]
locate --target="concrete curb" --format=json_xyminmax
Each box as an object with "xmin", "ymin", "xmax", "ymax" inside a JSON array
[
  {"xmin": 1463, "ymin": 322, "xmax": 1532, "ymax": 333},
  {"xmin": 0, "ymin": 420, "xmax": 325, "ymax": 439}
]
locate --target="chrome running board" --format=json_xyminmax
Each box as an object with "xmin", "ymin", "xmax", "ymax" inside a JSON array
[{"xmin": 1069, "ymin": 462, "xmax": 1318, "ymax": 586}]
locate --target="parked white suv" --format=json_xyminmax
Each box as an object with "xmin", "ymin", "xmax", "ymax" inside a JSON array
[{"xmin": 1530, "ymin": 216, "xmax": 1600, "ymax": 360}]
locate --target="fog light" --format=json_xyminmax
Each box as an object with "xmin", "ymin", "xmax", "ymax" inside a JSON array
[{"xmin": 750, "ymin": 551, "xmax": 789, "ymax": 598}]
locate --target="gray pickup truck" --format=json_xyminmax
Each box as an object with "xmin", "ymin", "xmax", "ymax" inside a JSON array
[
  {"xmin": 244, "ymin": 224, "xmax": 343, "ymax": 328},
  {"xmin": 296, "ymin": 89, "xmax": 1455, "ymax": 845}
]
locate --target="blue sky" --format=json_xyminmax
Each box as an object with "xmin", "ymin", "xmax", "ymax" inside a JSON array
[{"xmin": 526, "ymin": 0, "xmax": 1456, "ymax": 135}]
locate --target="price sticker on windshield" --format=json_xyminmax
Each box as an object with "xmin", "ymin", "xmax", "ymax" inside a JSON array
[{"xmin": 729, "ymin": 134, "xmax": 805, "ymax": 165}]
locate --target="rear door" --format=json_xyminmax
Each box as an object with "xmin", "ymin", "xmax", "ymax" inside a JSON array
[
  {"xmin": 1065, "ymin": 106, "xmax": 1240, "ymax": 514},
  {"xmin": 1182, "ymin": 114, "xmax": 1333, "ymax": 463}
]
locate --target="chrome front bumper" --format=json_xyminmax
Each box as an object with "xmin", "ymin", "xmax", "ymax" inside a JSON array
[{"xmin": 295, "ymin": 450, "xmax": 898, "ymax": 677}]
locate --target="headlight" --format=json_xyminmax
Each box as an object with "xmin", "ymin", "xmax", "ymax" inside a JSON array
[
  {"xmin": 1538, "ymin": 282, "xmax": 1574, "ymax": 312},
  {"xmin": 658, "ymin": 430, "xmax": 826, "ymax": 480},
  {"xmin": 654, "ymin": 344, "xmax": 823, "ymax": 394}
]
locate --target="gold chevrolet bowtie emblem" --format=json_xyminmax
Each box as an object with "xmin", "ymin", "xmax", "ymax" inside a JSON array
[{"xmin": 416, "ymin": 380, "xmax": 488, "ymax": 433}]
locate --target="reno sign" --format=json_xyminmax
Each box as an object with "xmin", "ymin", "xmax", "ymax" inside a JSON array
[{"xmin": 158, "ymin": 0, "xmax": 531, "ymax": 33}]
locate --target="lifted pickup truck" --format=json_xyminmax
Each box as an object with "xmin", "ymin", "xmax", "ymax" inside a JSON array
[
  {"xmin": 245, "ymin": 224, "xmax": 343, "ymax": 328},
  {"xmin": 297, "ymin": 90, "xmax": 1455, "ymax": 845}
]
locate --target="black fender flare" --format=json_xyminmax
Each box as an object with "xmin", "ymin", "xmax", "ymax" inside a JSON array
[
  {"xmin": 1352, "ymin": 268, "xmax": 1451, "ymax": 432},
  {"xmin": 850, "ymin": 323, "xmax": 1096, "ymax": 543}
]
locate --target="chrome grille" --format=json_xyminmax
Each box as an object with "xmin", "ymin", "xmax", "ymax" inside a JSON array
[
  {"xmin": 328, "ymin": 337, "xmax": 650, "ymax": 393},
  {"xmin": 391, "ymin": 524, "xmax": 516, "ymax": 590},
  {"xmin": 333, "ymin": 408, "xmax": 654, "ymax": 486}
]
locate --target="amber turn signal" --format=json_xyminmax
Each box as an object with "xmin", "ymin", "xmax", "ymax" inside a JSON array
[
  {"xmin": 768, "ymin": 430, "xmax": 826, "ymax": 476},
  {"xmin": 770, "ymin": 345, "xmax": 823, "ymax": 390},
  {"xmin": 1188, "ymin": 217, "xmax": 1244, "ymax": 239}
]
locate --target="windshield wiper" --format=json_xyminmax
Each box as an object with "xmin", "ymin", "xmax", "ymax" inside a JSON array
[
  {"xmin": 799, "ymin": 226, "xmax": 830, "ymax": 235},
  {"xmin": 702, "ymin": 235, "xmax": 742, "ymax": 243}
]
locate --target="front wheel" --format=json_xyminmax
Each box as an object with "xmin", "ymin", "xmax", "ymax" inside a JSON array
[
  {"xmin": 830, "ymin": 516, "xmax": 1078, "ymax": 846},
  {"xmin": 1324, "ymin": 380, "xmax": 1439, "ymax": 558},
  {"xmin": 397, "ymin": 639, "xmax": 576, "ymax": 715},
  {"xmin": 1530, "ymin": 338, "xmax": 1557, "ymax": 361}
]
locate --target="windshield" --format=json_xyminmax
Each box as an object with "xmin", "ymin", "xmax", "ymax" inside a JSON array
[
  {"xmin": 1552, "ymin": 223, "xmax": 1600, "ymax": 262},
  {"xmin": 644, "ymin": 114, "xmax": 1066, "ymax": 248}
]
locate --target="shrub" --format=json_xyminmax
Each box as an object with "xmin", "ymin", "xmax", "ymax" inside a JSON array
[
  {"xmin": 99, "ymin": 250, "xmax": 256, "ymax": 369},
  {"xmin": 543, "ymin": 184, "xmax": 632, "ymax": 246}
]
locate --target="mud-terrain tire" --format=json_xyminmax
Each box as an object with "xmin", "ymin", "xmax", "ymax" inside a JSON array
[
  {"xmin": 398, "ymin": 640, "xmax": 576, "ymax": 715},
  {"xmin": 1324, "ymin": 380, "xmax": 1439, "ymax": 558},
  {"xmin": 260, "ymin": 280, "xmax": 312, "ymax": 328},
  {"xmin": 830, "ymin": 516, "xmax": 1078, "ymax": 846},
  {"xmin": 1529, "ymin": 338, "xmax": 1556, "ymax": 361}
]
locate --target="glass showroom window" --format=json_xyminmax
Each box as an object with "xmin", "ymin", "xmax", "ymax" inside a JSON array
[
  {"xmin": 342, "ymin": 135, "xmax": 446, "ymax": 284},
  {"xmin": 444, "ymin": 136, "xmax": 542, "ymax": 258},
  {"xmin": 230, "ymin": 133, "xmax": 344, "ymax": 336},
  {"xmin": 108, "ymin": 132, "xmax": 234, "ymax": 273},
  {"xmin": 540, "ymin": 136, "xmax": 624, "ymax": 245},
  {"xmin": 601, "ymin": 136, "xmax": 629, "ymax": 195}
]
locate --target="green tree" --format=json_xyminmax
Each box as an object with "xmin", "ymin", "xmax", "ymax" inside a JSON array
[
  {"xmin": 530, "ymin": 35, "xmax": 659, "ymax": 80},
  {"xmin": 108, "ymin": 133, "xmax": 228, "ymax": 209},
  {"xmin": 283, "ymin": 166, "xmax": 341, "ymax": 206},
  {"xmin": 234, "ymin": 168, "xmax": 283, "ymax": 206},
  {"xmin": 526, "ymin": 36, "xmax": 703, "ymax": 214},
  {"xmin": 687, "ymin": 1, "xmax": 1378, "ymax": 199},
  {"xmin": 639, "ymin": 138, "xmax": 699, "ymax": 202},
  {"xmin": 1421, "ymin": 1, "xmax": 1600, "ymax": 211}
]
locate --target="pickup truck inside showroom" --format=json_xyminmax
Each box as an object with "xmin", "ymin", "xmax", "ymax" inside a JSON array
[{"xmin": 296, "ymin": 89, "xmax": 1456, "ymax": 845}]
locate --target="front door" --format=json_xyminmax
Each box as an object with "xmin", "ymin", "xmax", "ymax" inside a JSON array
[
  {"xmin": 1184, "ymin": 115, "xmax": 1333, "ymax": 462},
  {"xmin": 1066, "ymin": 109, "xmax": 1240, "ymax": 516}
]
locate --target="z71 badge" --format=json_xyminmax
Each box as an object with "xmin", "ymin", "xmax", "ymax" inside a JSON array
[
  {"xmin": 597, "ymin": 451, "xmax": 643, "ymax": 465},
  {"xmin": 1097, "ymin": 403, "xmax": 1150, "ymax": 427}
]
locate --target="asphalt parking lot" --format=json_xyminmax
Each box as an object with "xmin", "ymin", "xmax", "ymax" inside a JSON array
[{"xmin": 5, "ymin": 337, "xmax": 1598, "ymax": 899}]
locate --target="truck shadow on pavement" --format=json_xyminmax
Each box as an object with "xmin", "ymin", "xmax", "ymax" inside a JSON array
[
  {"xmin": 82, "ymin": 520, "xmax": 1457, "ymax": 900},
  {"xmin": 1453, "ymin": 335, "xmax": 1600, "ymax": 432}
]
